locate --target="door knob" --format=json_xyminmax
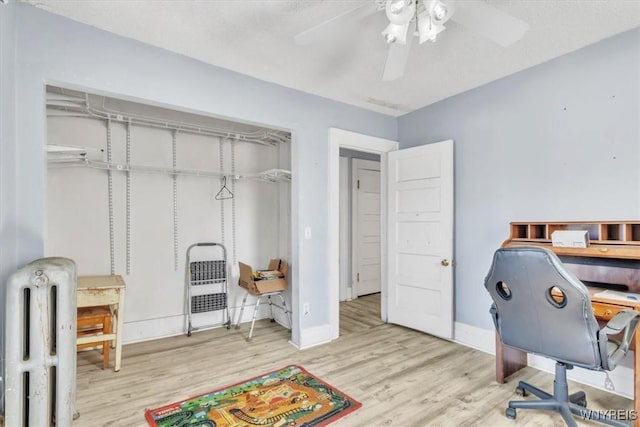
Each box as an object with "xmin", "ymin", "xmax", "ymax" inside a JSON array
[{"xmin": 441, "ymin": 259, "xmax": 450, "ymax": 267}]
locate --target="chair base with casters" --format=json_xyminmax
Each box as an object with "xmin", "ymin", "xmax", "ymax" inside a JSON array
[
  {"xmin": 506, "ymin": 361, "xmax": 630, "ymax": 427},
  {"xmin": 235, "ymin": 291, "xmax": 291, "ymax": 342}
]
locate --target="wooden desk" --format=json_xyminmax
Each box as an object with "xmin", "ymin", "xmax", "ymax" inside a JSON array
[
  {"xmin": 497, "ymin": 221, "xmax": 640, "ymax": 426},
  {"xmin": 77, "ymin": 275, "xmax": 126, "ymax": 372}
]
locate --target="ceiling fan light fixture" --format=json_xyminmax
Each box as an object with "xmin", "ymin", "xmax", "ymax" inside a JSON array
[
  {"xmin": 382, "ymin": 22, "xmax": 410, "ymax": 44},
  {"xmin": 385, "ymin": 0, "xmax": 416, "ymax": 25},
  {"xmin": 431, "ymin": 1, "xmax": 448, "ymax": 22},
  {"xmin": 388, "ymin": 0, "xmax": 408, "ymax": 14},
  {"xmin": 417, "ymin": 11, "xmax": 446, "ymax": 43}
]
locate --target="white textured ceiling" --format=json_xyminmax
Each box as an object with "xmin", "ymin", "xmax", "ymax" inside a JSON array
[{"xmin": 25, "ymin": 0, "xmax": 640, "ymax": 116}]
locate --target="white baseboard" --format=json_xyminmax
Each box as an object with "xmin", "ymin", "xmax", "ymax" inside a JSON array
[
  {"xmin": 295, "ymin": 324, "xmax": 334, "ymax": 349},
  {"xmin": 454, "ymin": 321, "xmax": 496, "ymax": 355},
  {"xmin": 452, "ymin": 322, "xmax": 634, "ymax": 399},
  {"xmin": 122, "ymin": 303, "xmax": 278, "ymax": 345},
  {"xmin": 123, "ymin": 314, "xmax": 185, "ymax": 344}
]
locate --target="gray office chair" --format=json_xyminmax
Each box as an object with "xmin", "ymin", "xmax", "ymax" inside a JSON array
[{"xmin": 484, "ymin": 246, "xmax": 640, "ymax": 427}]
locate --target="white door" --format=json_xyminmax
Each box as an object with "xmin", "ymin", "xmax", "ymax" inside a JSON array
[
  {"xmin": 352, "ymin": 159, "xmax": 381, "ymax": 297},
  {"xmin": 339, "ymin": 156, "xmax": 350, "ymax": 301},
  {"xmin": 387, "ymin": 140, "xmax": 454, "ymax": 339}
]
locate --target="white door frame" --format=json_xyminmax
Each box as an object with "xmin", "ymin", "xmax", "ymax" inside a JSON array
[
  {"xmin": 328, "ymin": 128, "xmax": 398, "ymax": 340},
  {"xmin": 339, "ymin": 156, "xmax": 350, "ymax": 302}
]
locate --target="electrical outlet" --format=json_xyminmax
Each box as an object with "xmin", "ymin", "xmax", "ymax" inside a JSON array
[{"xmin": 303, "ymin": 303, "xmax": 310, "ymax": 315}]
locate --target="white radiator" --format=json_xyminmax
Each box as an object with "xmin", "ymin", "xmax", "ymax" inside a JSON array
[{"xmin": 5, "ymin": 257, "xmax": 77, "ymax": 427}]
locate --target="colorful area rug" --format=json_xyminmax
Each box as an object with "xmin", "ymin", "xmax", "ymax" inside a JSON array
[{"xmin": 145, "ymin": 365, "xmax": 361, "ymax": 427}]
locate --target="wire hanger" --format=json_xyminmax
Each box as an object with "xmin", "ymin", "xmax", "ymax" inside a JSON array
[{"xmin": 215, "ymin": 176, "xmax": 234, "ymax": 200}]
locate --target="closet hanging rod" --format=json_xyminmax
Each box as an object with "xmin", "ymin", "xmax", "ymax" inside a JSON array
[
  {"xmin": 242, "ymin": 169, "xmax": 292, "ymax": 182},
  {"xmin": 47, "ymin": 158, "xmax": 292, "ymax": 182}
]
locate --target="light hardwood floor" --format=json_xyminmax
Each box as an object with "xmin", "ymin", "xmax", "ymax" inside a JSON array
[{"xmin": 74, "ymin": 294, "xmax": 633, "ymax": 426}]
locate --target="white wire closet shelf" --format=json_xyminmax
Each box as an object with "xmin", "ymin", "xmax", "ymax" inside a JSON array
[
  {"xmin": 46, "ymin": 145, "xmax": 292, "ymax": 183},
  {"xmin": 46, "ymin": 91, "xmax": 291, "ymax": 146}
]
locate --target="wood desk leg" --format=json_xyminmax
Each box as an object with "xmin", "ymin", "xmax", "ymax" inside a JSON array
[
  {"xmin": 495, "ymin": 332, "xmax": 527, "ymax": 383},
  {"xmin": 114, "ymin": 289, "xmax": 125, "ymax": 372},
  {"xmin": 634, "ymin": 330, "xmax": 639, "ymax": 427},
  {"xmin": 109, "ymin": 305, "xmax": 117, "ymax": 350}
]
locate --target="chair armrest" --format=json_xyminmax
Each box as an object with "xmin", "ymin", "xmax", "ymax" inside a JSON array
[
  {"xmin": 599, "ymin": 309, "xmax": 640, "ymax": 370},
  {"xmin": 601, "ymin": 309, "xmax": 640, "ymax": 336},
  {"xmin": 489, "ymin": 303, "xmax": 499, "ymax": 330}
]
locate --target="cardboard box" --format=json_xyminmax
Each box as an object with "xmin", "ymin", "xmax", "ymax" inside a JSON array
[
  {"xmin": 239, "ymin": 259, "xmax": 288, "ymax": 295},
  {"xmin": 551, "ymin": 230, "xmax": 589, "ymax": 248}
]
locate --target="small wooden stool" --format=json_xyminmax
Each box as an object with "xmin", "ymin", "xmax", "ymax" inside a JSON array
[{"xmin": 77, "ymin": 306, "xmax": 112, "ymax": 369}]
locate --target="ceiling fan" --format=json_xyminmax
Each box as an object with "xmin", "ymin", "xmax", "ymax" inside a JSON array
[{"xmin": 294, "ymin": 0, "xmax": 529, "ymax": 81}]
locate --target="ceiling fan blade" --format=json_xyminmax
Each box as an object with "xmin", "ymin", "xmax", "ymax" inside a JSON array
[
  {"xmin": 382, "ymin": 35, "xmax": 414, "ymax": 82},
  {"xmin": 450, "ymin": 0, "xmax": 529, "ymax": 47},
  {"xmin": 294, "ymin": 3, "xmax": 378, "ymax": 46}
]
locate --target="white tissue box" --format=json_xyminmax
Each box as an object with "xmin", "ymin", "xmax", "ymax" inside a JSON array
[{"xmin": 551, "ymin": 230, "xmax": 589, "ymax": 248}]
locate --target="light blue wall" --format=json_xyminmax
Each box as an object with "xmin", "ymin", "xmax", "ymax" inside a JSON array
[
  {"xmin": 398, "ymin": 28, "xmax": 640, "ymax": 329},
  {"xmin": 0, "ymin": 2, "xmax": 397, "ymax": 353},
  {"xmin": 0, "ymin": 2, "xmax": 17, "ymax": 412}
]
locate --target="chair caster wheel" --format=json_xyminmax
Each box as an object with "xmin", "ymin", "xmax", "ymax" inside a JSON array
[
  {"xmin": 270, "ymin": 319, "xmax": 276, "ymax": 323},
  {"xmin": 515, "ymin": 386, "xmax": 528, "ymax": 397},
  {"xmin": 187, "ymin": 331, "xmax": 192, "ymax": 337},
  {"xmin": 506, "ymin": 407, "xmax": 517, "ymax": 420},
  {"xmin": 576, "ymin": 398, "xmax": 587, "ymax": 407}
]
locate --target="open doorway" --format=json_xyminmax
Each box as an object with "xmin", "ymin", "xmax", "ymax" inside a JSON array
[{"xmin": 328, "ymin": 128, "xmax": 399, "ymax": 339}]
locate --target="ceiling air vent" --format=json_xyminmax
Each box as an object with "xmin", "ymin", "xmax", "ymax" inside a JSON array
[{"xmin": 366, "ymin": 97, "xmax": 401, "ymax": 111}]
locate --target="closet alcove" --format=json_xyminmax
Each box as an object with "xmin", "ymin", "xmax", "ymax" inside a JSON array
[{"xmin": 45, "ymin": 85, "xmax": 292, "ymax": 343}]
